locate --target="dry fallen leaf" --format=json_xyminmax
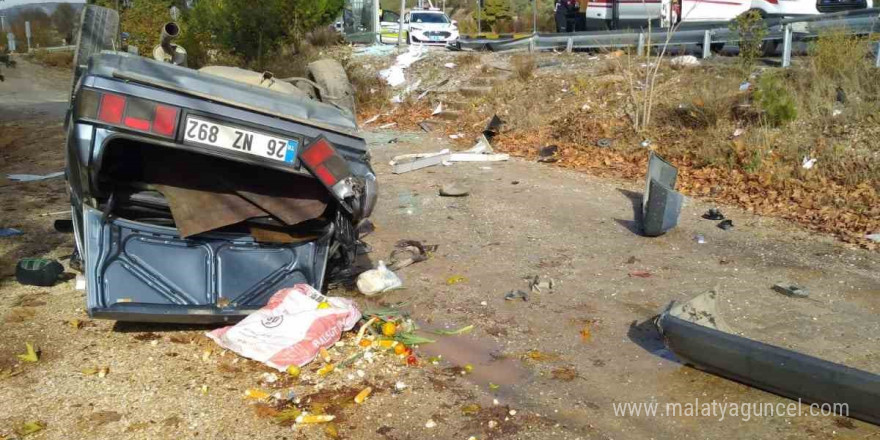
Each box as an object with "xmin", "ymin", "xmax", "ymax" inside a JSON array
[{"xmin": 15, "ymin": 420, "xmax": 45, "ymax": 436}]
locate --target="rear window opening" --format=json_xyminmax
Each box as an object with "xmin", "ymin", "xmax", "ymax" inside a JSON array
[{"xmin": 94, "ymin": 138, "xmax": 335, "ymax": 240}]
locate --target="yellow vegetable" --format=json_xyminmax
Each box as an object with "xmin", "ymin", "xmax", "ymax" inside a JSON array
[
  {"xmin": 286, "ymin": 365, "xmax": 301, "ymax": 378},
  {"xmin": 354, "ymin": 386, "xmax": 373, "ymax": 404},
  {"xmin": 317, "ymin": 301, "xmax": 331, "ymax": 309},
  {"xmin": 297, "ymin": 414, "xmax": 336, "ymax": 424},
  {"xmin": 319, "ymin": 347, "xmax": 331, "ymax": 363},
  {"xmin": 377, "ymin": 339, "xmax": 397, "ymax": 349},
  {"xmin": 358, "ymin": 339, "xmax": 372, "ymax": 348},
  {"xmin": 394, "ymin": 344, "xmax": 407, "ymax": 355},
  {"xmin": 317, "ymin": 363, "xmax": 335, "ymax": 376},
  {"xmin": 245, "ymin": 388, "xmax": 270, "ymax": 400},
  {"xmin": 381, "ymin": 322, "xmax": 397, "ymax": 337}
]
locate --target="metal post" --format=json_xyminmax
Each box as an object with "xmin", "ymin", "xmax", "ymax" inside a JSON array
[
  {"xmin": 874, "ymin": 41, "xmax": 879, "ymax": 68},
  {"xmin": 0, "ymin": 16, "xmax": 6, "ymax": 33},
  {"xmin": 398, "ymin": 0, "xmax": 405, "ymax": 46},
  {"xmin": 529, "ymin": 36, "xmax": 536, "ymax": 52},
  {"xmin": 566, "ymin": 36, "xmax": 573, "ymax": 53},
  {"xmin": 781, "ymin": 24, "xmax": 792, "ymax": 68},
  {"xmin": 532, "ymin": 0, "xmax": 538, "ymax": 35},
  {"xmin": 374, "ymin": 0, "xmax": 381, "ymax": 44},
  {"xmin": 25, "ymin": 21, "xmax": 32, "ymax": 52},
  {"xmin": 637, "ymin": 32, "xmax": 645, "ymax": 57},
  {"xmin": 701, "ymin": 30, "xmax": 711, "ymax": 59}
]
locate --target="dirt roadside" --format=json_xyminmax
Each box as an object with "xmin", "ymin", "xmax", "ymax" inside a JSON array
[{"xmin": 0, "ymin": 57, "xmax": 878, "ymax": 440}]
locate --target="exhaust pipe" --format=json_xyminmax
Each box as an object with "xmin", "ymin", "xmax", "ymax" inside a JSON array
[{"xmin": 152, "ymin": 22, "xmax": 187, "ymax": 66}]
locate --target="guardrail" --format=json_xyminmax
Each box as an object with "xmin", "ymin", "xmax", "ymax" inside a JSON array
[
  {"xmin": 32, "ymin": 45, "xmax": 76, "ymax": 53},
  {"xmin": 450, "ymin": 8, "xmax": 880, "ymax": 67}
]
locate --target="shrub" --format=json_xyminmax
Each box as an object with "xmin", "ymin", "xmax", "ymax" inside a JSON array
[
  {"xmin": 511, "ymin": 54, "xmax": 536, "ymax": 81},
  {"xmin": 730, "ymin": 10, "xmax": 767, "ymax": 76},
  {"xmin": 754, "ymin": 73, "xmax": 797, "ymax": 126}
]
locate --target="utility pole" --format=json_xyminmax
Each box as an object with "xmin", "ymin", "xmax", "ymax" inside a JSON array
[{"xmin": 398, "ymin": 0, "xmax": 405, "ymax": 45}]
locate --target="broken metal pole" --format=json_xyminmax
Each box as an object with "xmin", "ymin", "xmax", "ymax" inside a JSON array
[
  {"xmin": 529, "ymin": 36, "xmax": 536, "ymax": 52},
  {"xmin": 566, "ymin": 36, "xmax": 573, "ymax": 53},
  {"xmin": 782, "ymin": 24, "xmax": 793, "ymax": 68},
  {"xmin": 701, "ymin": 30, "xmax": 711, "ymax": 59}
]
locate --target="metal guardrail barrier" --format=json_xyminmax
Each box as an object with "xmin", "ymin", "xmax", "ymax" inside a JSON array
[{"xmin": 450, "ymin": 8, "xmax": 880, "ymax": 67}]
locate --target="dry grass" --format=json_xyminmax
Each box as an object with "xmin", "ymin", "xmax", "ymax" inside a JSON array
[
  {"xmin": 305, "ymin": 26, "xmax": 343, "ymax": 47},
  {"xmin": 511, "ymin": 54, "xmax": 536, "ymax": 81},
  {"xmin": 28, "ymin": 50, "xmax": 73, "ymax": 68}
]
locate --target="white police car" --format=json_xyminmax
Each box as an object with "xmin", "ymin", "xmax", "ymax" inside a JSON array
[{"xmin": 404, "ymin": 9, "xmax": 459, "ymax": 45}]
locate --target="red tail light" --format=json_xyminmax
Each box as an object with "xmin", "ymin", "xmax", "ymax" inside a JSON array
[
  {"xmin": 98, "ymin": 93, "xmax": 125, "ymax": 125},
  {"xmin": 89, "ymin": 90, "xmax": 179, "ymax": 138},
  {"xmin": 300, "ymin": 137, "xmax": 352, "ymax": 188}
]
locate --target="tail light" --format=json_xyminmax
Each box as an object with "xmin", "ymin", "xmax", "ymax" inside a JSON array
[
  {"xmin": 77, "ymin": 89, "xmax": 180, "ymax": 139},
  {"xmin": 300, "ymin": 136, "xmax": 361, "ymax": 214}
]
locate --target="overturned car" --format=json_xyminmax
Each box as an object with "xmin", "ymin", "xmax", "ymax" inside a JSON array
[{"xmin": 65, "ymin": 7, "xmax": 376, "ymax": 323}]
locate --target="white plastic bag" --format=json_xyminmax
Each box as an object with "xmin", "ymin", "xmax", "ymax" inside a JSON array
[
  {"xmin": 356, "ymin": 261, "xmax": 402, "ymax": 296},
  {"xmin": 206, "ymin": 284, "xmax": 361, "ymax": 371}
]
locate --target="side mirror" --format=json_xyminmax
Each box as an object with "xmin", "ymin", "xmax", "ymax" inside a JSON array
[{"xmin": 451, "ymin": 20, "xmax": 458, "ymax": 26}]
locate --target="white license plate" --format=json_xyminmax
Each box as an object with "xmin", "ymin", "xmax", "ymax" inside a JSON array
[
  {"xmin": 183, "ymin": 117, "xmax": 299, "ymax": 164},
  {"xmin": 430, "ymin": 36, "xmax": 441, "ymax": 41}
]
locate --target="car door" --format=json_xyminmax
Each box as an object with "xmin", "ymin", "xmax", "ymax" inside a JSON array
[{"xmin": 379, "ymin": 10, "xmax": 401, "ymax": 43}]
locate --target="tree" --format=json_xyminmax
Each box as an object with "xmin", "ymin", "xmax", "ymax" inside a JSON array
[
  {"xmin": 482, "ymin": 0, "xmax": 513, "ymax": 27},
  {"xmin": 52, "ymin": 3, "xmax": 77, "ymax": 43}
]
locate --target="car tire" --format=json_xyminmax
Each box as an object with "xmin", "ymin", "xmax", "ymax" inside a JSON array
[
  {"xmin": 760, "ymin": 40, "xmax": 778, "ymax": 57},
  {"xmin": 70, "ymin": 5, "xmax": 119, "ymax": 101},
  {"xmin": 710, "ymin": 43, "xmax": 725, "ymax": 53},
  {"xmin": 307, "ymin": 58, "xmax": 356, "ymax": 116}
]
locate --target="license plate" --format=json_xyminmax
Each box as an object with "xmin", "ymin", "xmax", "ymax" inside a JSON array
[
  {"xmin": 183, "ymin": 116, "xmax": 299, "ymax": 164},
  {"xmin": 430, "ymin": 36, "xmax": 441, "ymax": 41}
]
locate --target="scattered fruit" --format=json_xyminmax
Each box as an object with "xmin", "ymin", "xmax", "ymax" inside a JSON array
[
  {"xmin": 354, "ymin": 386, "xmax": 373, "ymax": 404},
  {"xmin": 406, "ymin": 355, "xmax": 418, "ymax": 366},
  {"xmin": 286, "ymin": 365, "xmax": 301, "ymax": 378},
  {"xmin": 320, "ymin": 347, "xmax": 331, "ymax": 363},
  {"xmin": 358, "ymin": 339, "xmax": 372, "ymax": 348},
  {"xmin": 245, "ymin": 388, "xmax": 270, "ymax": 400},
  {"xmin": 296, "ymin": 414, "xmax": 336, "ymax": 424},
  {"xmin": 393, "ymin": 343, "xmax": 407, "ymax": 355},
  {"xmin": 317, "ymin": 363, "xmax": 335, "ymax": 376},
  {"xmin": 381, "ymin": 322, "xmax": 397, "ymax": 337},
  {"xmin": 317, "ymin": 301, "xmax": 331, "ymax": 309},
  {"xmin": 16, "ymin": 342, "xmax": 39, "ymax": 363}
]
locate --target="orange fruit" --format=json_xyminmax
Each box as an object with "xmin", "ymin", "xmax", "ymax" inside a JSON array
[{"xmin": 381, "ymin": 322, "xmax": 397, "ymax": 337}]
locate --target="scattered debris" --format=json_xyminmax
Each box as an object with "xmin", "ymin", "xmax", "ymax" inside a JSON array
[
  {"xmin": 15, "ymin": 258, "xmax": 65, "ymax": 287},
  {"xmin": 7, "ymin": 171, "xmax": 65, "ymax": 182},
  {"xmin": 357, "ymin": 261, "xmax": 403, "ymax": 295},
  {"xmin": 537, "ymin": 145, "xmax": 559, "ymax": 163},
  {"xmin": 504, "ymin": 290, "xmax": 529, "ymax": 301},
  {"xmin": 580, "ymin": 325, "xmax": 591, "ymax": 341},
  {"xmin": 482, "ymin": 114, "xmax": 504, "ymax": 140},
  {"xmin": 425, "ymin": 419, "xmax": 437, "ymax": 428},
  {"xmin": 867, "ymin": 233, "xmax": 880, "ymax": 243},
  {"xmin": 739, "ymin": 81, "xmax": 750, "ymax": 91},
  {"xmin": 354, "ymin": 387, "xmax": 373, "ymax": 404},
  {"xmin": 444, "ymin": 62, "xmax": 456, "ymax": 68},
  {"xmin": 802, "ymin": 156, "xmax": 817, "ymax": 169},
  {"xmin": 378, "ymin": 122, "xmax": 397, "ymax": 129},
  {"xmin": 362, "ymin": 114, "xmax": 380, "ymax": 126},
  {"xmin": 388, "ymin": 240, "xmax": 437, "ymax": 271},
  {"xmin": 206, "ymin": 284, "xmax": 361, "ymax": 371},
  {"xmin": 717, "ymin": 219, "xmax": 734, "ymax": 230},
  {"xmin": 390, "ymin": 149, "xmax": 451, "ymax": 174},
  {"xmin": 387, "ymin": 137, "xmax": 398, "ymax": 144},
  {"xmin": 16, "ymin": 342, "xmax": 40, "ymax": 363},
  {"xmin": 528, "ymin": 275, "xmax": 554, "ymax": 294},
  {"xmin": 694, "ymin": 234, "xmax": 706, "ymax": 244},
  {"xmin": 628, "ymin": 271, "xmax": 652, "ymax": 278},
  {"xmin": 702, "ymin": 208, "xmax": 724, "ymax": 220},
  {"xmin": 732, "ymin": 128, "xmax": 744, "ymax": 138},
  {"xmin": 0, "ymin": 227, "xmax": 23, "ymax": 237},
  {"xmin": 439, "ymin": 183, "xmax": 470, "ymax": 197},
  {"xmin": 596, "ymin": 138, "xmax": 612, "ymax": 148},
  {"xmin": 772, "ymin": 284, "xmax": 809, "ymax": 298},
  {"xmin": 15, "ymin": 421, "xmax": 45, "ymax": 436},
  {"xmin": 657, "ymin": 290, "xmax": 880, "ymax": 426},
  {"xmin": 379, "ymin": 45, "xmax": 426, "ymax": 87},
  {"xmin": 551, "ymin": 366, "xmax": 579, "ymax": 381},
  {"xmin": 432, "ymin": 102, "xmax": 443, "ymax": 115},
  {"xmin": 670, "ymin": 55, "xmax": 700, "ymax": 68},
  {"xmin": 449, "ymin": 133, "xmax": 464, "ymax": 139},
  {"xmin": 446, "ymin": 275, "xmax": 467, "ymax": 285},
  {"xmin": 640, "ymin": 140, "xmax": 652, "ymax": 148},
  {"xmin": 418, "ymin": 121, "xmax": 435, "ymax": 132},
  {"xmin": 449, "ymin": 135, "xmax": 509, "ymax": 162},
  {"xmin": 625, "ymin": 256, "xmax": 639, "ymax": 264},
  {"xmin": 643, "ymin": 152, "xmax": 683, "ymax": 237}
]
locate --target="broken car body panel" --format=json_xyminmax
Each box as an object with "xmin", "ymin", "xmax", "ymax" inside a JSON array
[
  {"xmin": 656, "ymin": 291, "xmax": 880, "ymax": 426},
  {"xmin": 642, "ymin": 152, "xmax": 682, "ymax": 237}
]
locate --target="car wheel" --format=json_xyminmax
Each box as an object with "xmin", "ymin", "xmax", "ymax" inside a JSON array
[
  {"xmin": 710, "ymin": 43, "xmax": 725, "ymax": 53},
  {"xmin": 307, "ymin": 58, "xmax": 356, "ymax": 116},
  {"xmin": 70, "ymin": 5, "xmax": 119, "ymax": 102},
  {"xmin": 760, "ymin": 40, "xmax": 778, "ymax": 56}
]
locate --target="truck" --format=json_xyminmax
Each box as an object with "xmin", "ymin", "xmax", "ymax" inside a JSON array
[{"xmin": 65, "ymin": 6, "xmax": 377, "ymax": 323}]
